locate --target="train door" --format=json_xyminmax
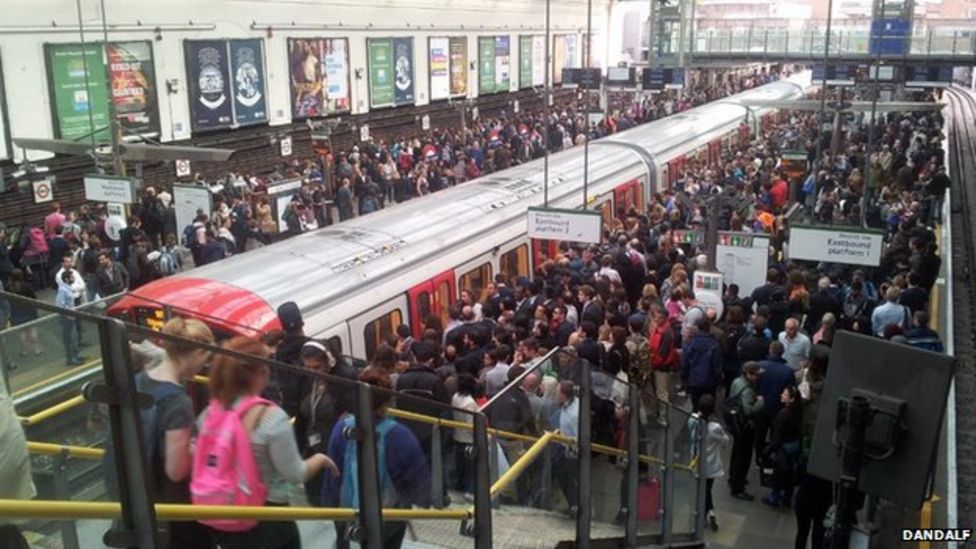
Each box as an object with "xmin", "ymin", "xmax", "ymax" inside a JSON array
[
  {"xmin": 595, "ymin": 196, "xmax": 614, "ymax": 233},
  {"xmin": 709, "ymin": 140, "xmax": 722, "ymax": 166},
  {"xmin": 499, "ymin": 241, "xmax": 531, "ymax": 281},
  {"xmin": 530, "ymin": 239, "xmax": 558, "ymax": 274},
  {"xmin": 614, "ymin": 179, "xmax": 643, "ymax": 213},
  {"xmin": 658, "ymin": 164, "xmax": 669, "ymax": 191},
  {"xmin": 456, "ymin": 258, "xmax": 494, "ymax": 304},
  {"xmin": 407, "ymin": 269, "xmax": 456, "ymax": 338},
  {"xmin": 668, "ymin": 155, "xmax": 686, "ymax": 187}
]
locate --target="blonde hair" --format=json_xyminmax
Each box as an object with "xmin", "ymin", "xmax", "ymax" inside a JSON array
[{"xmin": 159, "ymin": 317, "xmax": 215, "ymax": 357}]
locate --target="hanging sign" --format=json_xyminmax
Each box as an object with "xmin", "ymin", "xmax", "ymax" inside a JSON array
[
  {"xmin": 84, "ymin": 175, "xmax": 138, "ymax": 203},
  {"xmin": 280, "ymin": 136, "xmax": 293, "ymax": 157},
  {"xmin": 527, "ymin": 207, "xmax": 602, "ymax": 244},
  {"xmin": 32, "ymin": 179, "xmax": 54, "ymax": 204}
]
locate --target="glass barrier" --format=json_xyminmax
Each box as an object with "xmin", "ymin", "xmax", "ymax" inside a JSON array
[
  {"xmin": 587, "ymin": 369, "xmax": 627, "ymax": 541},
  {"xmin": 668, "ymin": 403, "xmax": 703, "ymax": 538},
  {"xmin": 691, "ymin": 27, "xmax": 976, "ymax": 57}
]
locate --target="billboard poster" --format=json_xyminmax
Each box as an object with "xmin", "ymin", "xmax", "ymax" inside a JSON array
[
  {"xmin": 532, "ymin": 35, "xmax": 545, "ymax": 86},
  {"xmin": 553, "ymin": 35, "xmax": 567, "ymax": 84},
  {"xmin": 565, "ymin": 34, "xmax": 579, "ymax": 69},
  {"xmin": 428, "ymin": 37, "xmax": 451, "ymax": 101},
  {"xmin": 287, "ymin": 37, "xmax": 351, "ymax": 119},
  {"xmin": 478, "ymin": 37, "xmax": 495, "ymax": 94},
  {"xmin": 393, "ymin": 37, "xmax": 415, "ymax": 106},
  {"xmin": 519, "ymin": 36, "xmax": 533, "ymax": 89},
  {"xmin": 0, "ymin": 53, "xmax": 11, "ymax": 160},
  {"xmin": 368, "ymin": 38, "xmax": 394, "ymax": 108},
  {"xmin": 228, "ymin": 39, "xmax": 267, "ymax": 125},
  {"xmin": 449, "ymin": 37, "xmax": 468, "ymax": 96},
  {"xmin": 105, "ymin": 42, "xmax": 159, "ymax": 138},
  {"xmin": 45, "ymin": 42, "xmax": 111, "ymax": 141},
  {"xmin": 494, "ymin": 36, "xmax": 510, "ymax": 92},
  {"xmin": 185, "ymin": 40, "xmax": 233, "ymax": 131}
]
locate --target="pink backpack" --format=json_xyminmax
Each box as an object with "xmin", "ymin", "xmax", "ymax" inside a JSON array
[{"xmin": 190, "ymin": 396, "xmax": 271, "ymax": 532}]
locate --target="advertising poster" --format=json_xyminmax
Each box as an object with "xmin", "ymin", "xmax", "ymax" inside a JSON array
[
  {"xmin": 428, "ymin": 37, "xmax": 450, "ymax": 101},
  {"xmin": 565, "ymin": 34, "xmax": 579, "ymax": 69},
  {"xmin": 0, "ymin": 53, "xmax": 11, "ymax": 161},
  {"xmin": 105, "ymin": 42, "xmax": 160, "ymax": 137},
  {"xmin": 393, "ymin": 37, "xmax": 415, "ymax": 106},
  {"xmin": 532, "ymin": 35, "xmax": 545, "ymax": 86},
  {"xmin": 45, "ymin": 42, "xmax": 111, "ymax": 141},
  {"xmin": 494, "ymin": 36, "xmax": 510, "ymax": 92},
  {"xmin": 228, "ymin": 39, "xmax": 267, "ymax": 125},
  {"xmin": 368, "ymin": 38, "xmax": 394, "ymax": 108},
  {"xmin": 287, "ymin": 37, "xmax": 351, "ymax": 119},
  {"xmin": 519, "ymin": 36, "xmax": 533, "ymax": 89},
  {"xmin": 185, "ymin": 40, "xmax": 233, "ymax": 131},
  {"xmin": 553, "ymin": 35, "xmax": 566, "ymax": 83},
  {"xmin": 449, "ymin": 37, "xmax": 468, "ymax": 96},
  {"xmin": 478, "ymin": 37, "xmax": 495, "ymax": 94}
]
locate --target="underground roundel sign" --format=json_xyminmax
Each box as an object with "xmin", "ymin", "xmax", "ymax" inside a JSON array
[{"xmin": 32, "ymin": 179, "xmax": 53, "ymax": 204}]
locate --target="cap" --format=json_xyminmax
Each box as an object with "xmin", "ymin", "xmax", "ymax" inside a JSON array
[{"xmin": 277, "ymin": 301, "xmax": 304, "ymax": 333}]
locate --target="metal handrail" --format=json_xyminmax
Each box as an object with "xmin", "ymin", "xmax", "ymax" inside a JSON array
[
  {"xmin": 0, "ymin": 499, "xmax": 469, "ymax": 522},
  {"xmin": 488, "ymin": 431, "xmax": 556, "ymax": 498},
  {"xmin": 17, "ymin": 394, "xmax": 87, "ymax": 425},
  {"xmin": 27, "ymin": 441, "xmax": 104, "ymax": 460}
]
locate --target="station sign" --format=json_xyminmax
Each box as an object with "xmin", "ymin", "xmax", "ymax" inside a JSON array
[
  {"xmin": 84, "ymin": 175, "xmax": 139, "ymax": 204},
  {"xmin": 788, "ymin": 226, "xmax": 884, "ymax": 267},
  {"xmin": 527, "ymin": 207, "xmax": 602, "ymax": 244},
  {"xmin": 32, "ymin": 179, "xmax": 54, "ymax": 204},
  {"xmin": 904, "ymin": 65, "xmax": 953, "ymax": 88}
]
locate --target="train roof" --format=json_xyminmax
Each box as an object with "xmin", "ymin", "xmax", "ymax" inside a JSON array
[{"xmin": 121, "ymin": 73, "xmax": 809, "ymax": 330}]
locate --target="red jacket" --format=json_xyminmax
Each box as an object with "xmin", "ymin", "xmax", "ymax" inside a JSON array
[{"xmin": 649, "ymin": 323, "xmax": 679, "ymax": 371}]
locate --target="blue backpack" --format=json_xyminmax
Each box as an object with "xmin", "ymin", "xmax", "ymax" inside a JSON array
[
  {"xmin": 340, "ymin": 416, "xmax": 399, "ymax": 508},
  {"xmin": 104, "ymin": 376, "xmax": 185, "ymax": 498}
]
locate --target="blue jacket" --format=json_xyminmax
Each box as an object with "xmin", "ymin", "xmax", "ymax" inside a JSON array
[
  {"xmin": 322, "ymin": 415, "xmax": 431, "ymax": 509},
  {"xmin": 680, "ymin": 332, "xmax": 722, "ymax": 390},
  {"xmin": 757, "ymin": 357, "xmax": 794, "ymax": 420},
  {"xmin": 904, "ymin": 327, "xmax": 945, "ymax": 353}
]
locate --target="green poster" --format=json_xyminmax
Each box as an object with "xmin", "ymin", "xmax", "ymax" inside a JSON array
[
  {"xmin": 46, "ymin": 43, "xmax": 110, "ymax": 141},
  {"xmin": 368, "ymin": 38, "xmax": 395, "ymax": 107},
  {"xmin": 519, "ymin": 36, "xmax": 533, "ymax": 89},
  {"xmin": 478, "ymin": 37, "xmax": 495, "ymax": 94}
]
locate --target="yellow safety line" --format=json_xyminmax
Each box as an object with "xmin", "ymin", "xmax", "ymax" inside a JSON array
[
  {"xmin": 10, "ymin": 360, "xmax": 100, "ymax": 398},
  {"xmin": 919, "ymin": 495, "xmax": 940, "ymax": 549},
  {"xmin": 17, "ymin": 394, "xmax": 87, "ymax": 426},
  {"xmin": 0, "ymin": 499, "xmax": 466, "ymax": 522},
  {"xmin": 27, "ymin": 441, "xmax": 104, "ymax": 460},
  {"xmin": 918, "ymin": 221, "xmax": 944, "ymax": 548}
]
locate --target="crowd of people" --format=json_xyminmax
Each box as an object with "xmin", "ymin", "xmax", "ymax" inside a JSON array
[{"xmin": 0, "ymin": 65, "xmax": 951, "ymax": 549}]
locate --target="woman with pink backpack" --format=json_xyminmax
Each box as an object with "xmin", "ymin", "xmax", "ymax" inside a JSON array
[{"xmin": 192, "ymin": 337, "xmax": 337, "ymax": 549}]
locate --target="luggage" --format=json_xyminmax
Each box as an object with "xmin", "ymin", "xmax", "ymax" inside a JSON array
[{"xmin": 637, "ymin": 477, "xmax": 661, "ymax": 522}]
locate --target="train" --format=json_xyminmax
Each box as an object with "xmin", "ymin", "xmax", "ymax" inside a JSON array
[{"xmin": 108, "ymin": 72, "xmax": 811, "ymax": 360}]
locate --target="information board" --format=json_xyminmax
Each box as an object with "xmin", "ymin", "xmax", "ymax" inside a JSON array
[
  {"xmin": 788, "ymin": 226, "xmax": 884, "ymax": 267},
  {"xmin": 46, "ymin": 41, "xmax": 159, "ymax": 141},
  {"xmin": 287, "ymin": 37, "xmax": 351, "ymax": 119},
  {"xmin": 812, "ymin": 64, "xmax": 855, "ymax": 86},
  {"xmin": 905, "ymin": 65, "xmax": 953, "ymax": 87},
  {"xmin": 173, "ymin": 185, "xmax": 212, "ymax": 246},
  {"xmin": 642, "ymin": 67, "xmax": 684, "ymax": 91},
  {"xmin": 527, "ymin": 207, "xmax": 601, "ymax": 244},
  {"xmin": 607, "ymin": 67, "xmax": 635, "ymax": 86},
  {"xmin": 715, "ymin": 232, "xmax": 770, "ymax": 297}
]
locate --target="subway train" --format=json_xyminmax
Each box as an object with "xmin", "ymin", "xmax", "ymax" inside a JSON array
[{"xmin": 109, "ymin": 72, "xmax": 811, "ymax": 360}]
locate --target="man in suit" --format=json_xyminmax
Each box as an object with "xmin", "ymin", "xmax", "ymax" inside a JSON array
[{"xmin": 578, "ymin": 285, "xmax": 605, "ymax": 326}]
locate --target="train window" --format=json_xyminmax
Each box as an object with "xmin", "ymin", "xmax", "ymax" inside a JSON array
[
  {"xmin": 415, "ymin": 291, "xmax": 432, "ymax": 323},
  {"xmin": 435, "ymin": 281, "xmax": 452, "ymax": 327},
  {"xmin": 327, "ymin": 336, "xmax": 343, "ymax": 355},
  {"xmin": 599, "ymin": 201, "xmax": 613, "ymax": 229},
  {"xmin": 500, "ymin": 245, "xmax": 529, "ymax": 279},
  {"xmin": 363, "ymin": 309, "xmax": 403, "ymax": 360},
  {"xmin": 459, "ymin": 263, "xmax": 493, "ymax": 302}
]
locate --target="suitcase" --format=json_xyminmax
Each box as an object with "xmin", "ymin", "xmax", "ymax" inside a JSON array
[{"xmin": 637, "ymin": 477, "xmax": 661, "ymax": 522}]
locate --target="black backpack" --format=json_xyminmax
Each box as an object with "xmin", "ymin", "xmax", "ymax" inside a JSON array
[{"xmin": 722, "ymin": 384, "xmax": 750, "ymax": 438}]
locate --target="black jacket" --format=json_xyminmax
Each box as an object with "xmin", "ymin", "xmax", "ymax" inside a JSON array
[
  {"xmin": 395, "ymin": 364, "xmax": 450, "ymax": 451},
  {"xmin": 805, "ymin": 290, "xmax": 841, "ymax": 333}
]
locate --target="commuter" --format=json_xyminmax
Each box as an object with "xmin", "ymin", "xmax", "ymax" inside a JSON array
[
  {"xmin": 269, "ymin": 301, "xmax": 310, "ymax": 416},
  {"xmin": 294, "ymin": 341, "xmax": 356, "ymax": 506},
  {"xmin": 903, "ymin": 311, "xmax": 944, "ymax": 353},
  {"xmin": 95, "ymin": 250, "xmax": 130, "ymax": 297},
  {"xmin": 133, "ymin": 317, "xmax": 217, "ymax": 548},
  {"xmin": 754, "ymin": 341, "xmax": 793, "ymax": 459},
  {"xmin": 198, "ymin": 336, "xmax": 337, "ymax": 549},
  {"xmin": 727, "ymin": 361, "xmax": 765, "ymax": 500},
  {"xmin": 0, "ymin": 358, "xmax": 34, "ymax": 549},
  {"xmin": 871, "ymin": 286, "xmax": 912, "ymax": 337},
  {"xmin": 687, "ymin": 394, "xmax": 729, "ymax": 532},
  {"xmin": 761, "ymin": 385, "xmax": 803, "ymax": 509},
  {"xmin": 450, "ymin": 373, "xmax": 479, "ymax": 497},
  {"xmin": 323, "ymin": 367, "xmax": 431, "ymax": 549},
  {"xmin": 550, "ymin": 380, "xmax": 580, "ymax": 517},
  {"xmin": 54, "ymin": 270, "xmax": 85, "ymax": 366},
  {"xmin": 648, "ymin": 305, "xmax": 678, "ymax": 422},
  {"xmin": 778, "ymin": 317, "xmax": 811, "ymax": 372},
  {"xmin": 680, "ymin": 318, "xmax": 722, "ymax": 409},
  {"xmin": 395, "ymin": 341, "xmax": 451, "ymax": 459},
  {"xmin": 0, "ymin": 223, "xmax": 13, "ymax": 287}
]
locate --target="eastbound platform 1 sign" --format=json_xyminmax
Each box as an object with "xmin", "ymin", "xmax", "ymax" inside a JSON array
[
  {"xmin": 84, "ymin": 175, "xmax": 138, "ymax": 204},
  {"xmin": 527, "ymin": 207, "xmax": 602, "ymax": 244},
  {"xmin": 788, "ymin": 226, "xmax": 884, "ymax": 267}
]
